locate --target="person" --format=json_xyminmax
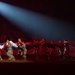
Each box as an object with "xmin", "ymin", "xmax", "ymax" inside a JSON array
[
  {"xmin": 0, "ymin": 44, "xmax": 4, "ymax": 60},
  {"xmin": 39, "ymin": 38, "xmax": 47, "ymax": 56},
  {"xmin": 33, "ymin": 40, "xmax": 39, "ymax": 60},
  {"xmin": 5, "ymin": 40, "xmax": 16, "ymax": 61},
  {"xmin": 63, "ymin": 40, "xmax": 69, "ymax": 59},
  {"xmin": 58, "ymin": 40, "xmax": 64, "ymax": 60},
  {"xmin": 17, "ymin": 38, "xmax": 27, "ymax": 59},
  {"xmin": 0, "ymin": 49, "xmax": 3, "ymax": 60}
]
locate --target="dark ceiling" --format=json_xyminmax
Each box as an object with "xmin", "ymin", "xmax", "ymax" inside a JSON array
[{"xmin": 0, "ymin": 0, "xmax": 75, "ymax": 24}]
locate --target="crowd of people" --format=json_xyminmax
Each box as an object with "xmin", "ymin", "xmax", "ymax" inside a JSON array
[
  {"xmin": 0, "ymin": 38, "xmax": 27, "ymax": 61},
  {"xmin": 0, "ymin": 24, "xmax": 75, "ymax": 61},
  {"xmin": 26, "ymin": 39, "xmax": 75, "ymax": 60},
  {"xmin": 0, "ymin": 38, "xmax": 75, "ymax": 61}
]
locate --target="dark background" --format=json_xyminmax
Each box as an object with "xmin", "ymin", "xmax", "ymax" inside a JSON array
[
  {"xmin": 0, "ymin": 0, "xmax": 75, "ymax": 42},
  {"xmin": 0, "ymin": 0, "xmax": 75, "ymax": 23}
]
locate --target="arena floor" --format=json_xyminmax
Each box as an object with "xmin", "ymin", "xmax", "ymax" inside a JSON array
[{"xmin": 0, "ymin": 55, "xmax": 75, "ymax": 75}]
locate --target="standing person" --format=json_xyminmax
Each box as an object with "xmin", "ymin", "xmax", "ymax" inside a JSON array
[
  {"xmin": 0, "ymin": 49, "xmax": 3, "ymax": 60},
  {"xmin": 0, "ymin": 44, "xmax": 4, "ymax": 60},
  {"xmin": 63, "ymin": 40, "xmax": 69, "ymax": 59},
  {"xmin": 39, "ymin": 38, "xmax": 47, "ymax": 57},
  {"xmin": 17, "ymin": 38, "xmax": 27, "ymax": 59},
  {"xmin": 5, "ymin": 40, "xmax": 15, "ymax": 61},
  {"xmin": 33, "ymin": 40, "xmax": 39, "ymax": 60},
  {"xmin": 58, "ymin": 40, "xmax": 64, "ymax": 60}
]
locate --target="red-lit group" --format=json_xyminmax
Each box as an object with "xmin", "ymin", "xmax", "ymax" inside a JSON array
[
  {"xmin": 0, "ymin": 38, "xmax": 74, "ymax": 61},
  {"xmin": 0, "ymin": 38, "xmax": 27, "ymax": 61}
]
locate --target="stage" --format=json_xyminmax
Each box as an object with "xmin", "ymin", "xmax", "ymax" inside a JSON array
[
  {"xmin": 0, "ymin": 55, "xmax": 75, "ymax": 63},
  {"xmin": 0, "ymin": 55, "xmax": 75, "ymax": 75}
]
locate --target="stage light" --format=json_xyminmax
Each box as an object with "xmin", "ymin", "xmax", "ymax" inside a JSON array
[{"xmin": 0, "ymin": 2, "xmax": 75, "ymax": 41}]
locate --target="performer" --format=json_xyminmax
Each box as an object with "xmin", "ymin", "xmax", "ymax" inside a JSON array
[
  {"xmin": 58, "ymin": 40, "xmax": 64, "ymax": 60},
  {"xmin": 17, "ymin": 38, "xmax": 27, "ymax": 59},
  {"xmin": 33, "ymin": 40, "xmax": 39, "ymax": 60},
  {"xmin": 39, "ymin": 38, "xmax": 47, "ymax": 56},
  {"xmin": 0, "ymin": 44, "xmax": 4, "ymax": 60},
  {"xmin": 5, "ymin": 40, "xmax": 16, "ymax": 60},
  {"xmin": 63, "ymin": 40, "xmax": 69, "ymax": 59},
  {"xmin": 0, "ymin": 48, "xmax": 3, "ymax": 60}
]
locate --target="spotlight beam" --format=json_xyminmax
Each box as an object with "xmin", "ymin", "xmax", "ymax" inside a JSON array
[{"xmin": 0, "ymin": 2, "xmax": 75, "ymax": 41}]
